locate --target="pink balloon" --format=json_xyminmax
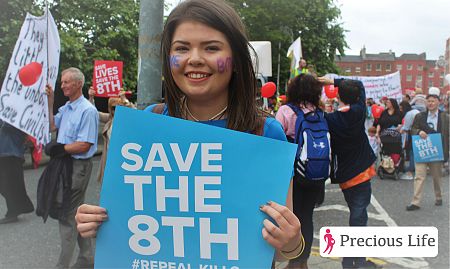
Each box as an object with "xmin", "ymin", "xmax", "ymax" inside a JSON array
[
  {"xmin": 261, "ymin": 82, "xmax": 276, "ymax": 98},
  {"xmin": 19, "ymin": 62, "xmax": 43, "ymax": 86}
]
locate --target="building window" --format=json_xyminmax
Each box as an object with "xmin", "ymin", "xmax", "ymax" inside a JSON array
[
  {"xmin": 396, "ymin": 64, "xmax": 402, "ymax": 70},
  {"xmin": 428, "ymin": 81, "xmax": 433, "ymax": 87},
  {"xmin": 406, "ymin": 75, "xmax": 412, "ymax": 81},
  {"xmin": 345, "ymin": 67, "xmax": 351, "ymax": 73},
  {"xmin": 417, "ymin": 74, "xmax": 422, "ymax": 81},
  {"xmin": 440, "ymin": 72, "xmax": 444, "ymax": 78},
  {"xmin": 376, "ymin": 64, "xmax": 382, "ymax": 71},
  {"xmin": 407, "ymin": 64, "xmax": 413, "ymax": 70},
  {"xmin": 429, "ymin": 72, "xmax": 434, "ymax": 78},
  {"xmin": 366, "ymin": 63, "xmax": 372, "ymax": 71},
  {"xmin": 355, "ymin": 67, "xmax": 361, "ymax": 73},
  {"xmin": 386, "ymin": 64, "xmax": 391, "ymax": 72},
  {"xmin": 418, "ymin": 65, "xmax": 423, "ymax": 71},
  {"xmin": 441, "ymin": 81, "xmax": 444, "ymax": 87}
]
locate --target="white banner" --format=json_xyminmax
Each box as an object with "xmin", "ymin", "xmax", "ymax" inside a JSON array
[
  {"xmin": 326, "ymin": 72, "xmax": 402, "ymax": 102},
  {"xmin": 0, "ymin": 10, "xmax": 60, "ymax": 145}
]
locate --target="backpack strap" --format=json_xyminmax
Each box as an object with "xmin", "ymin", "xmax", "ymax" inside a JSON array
[
  {"xmin": 286, "ymin": 104, "xmax": 306, "ymax": 144},
  {"xmin": 152, "ymin": 103, "xmax": 165, "ymax": 114}
]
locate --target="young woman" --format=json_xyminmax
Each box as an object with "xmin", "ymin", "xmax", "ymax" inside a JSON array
[
  {"xmin": 75, "ymin": 0, "xmax": 303, "ymax": 262},
  {"xmin": 275, "ymin": 74, "xmax": 325, "ymax": 269}
]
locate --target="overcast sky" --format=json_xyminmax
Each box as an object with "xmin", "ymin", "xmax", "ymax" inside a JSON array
[{"xmin": 165, "ymin": 0, "xmax": 450, "ymax": 60}]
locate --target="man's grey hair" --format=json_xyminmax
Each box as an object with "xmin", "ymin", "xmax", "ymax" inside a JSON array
[{"xmin": 62, "ymin": 67, "xmax": 85, "ymax": 87}]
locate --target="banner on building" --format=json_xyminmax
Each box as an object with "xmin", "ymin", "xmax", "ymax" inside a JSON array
[
  {"xmin": 326, "ymin": 72, "xmax": 402, "ymax": 102},
  {"xmin": 412, "ymin": 133, "xmax": 444, "ymax": 163},
  {"xmin": 0, "ymin": 10, "xmax": 60, "ymax": 145},
  {"xmin": 92, "ymin": 60, "xmax": 123, "ymax": 97},
  {"xmin": 95, "ymin": 107, "xmax": 297, "ymax": 269}
]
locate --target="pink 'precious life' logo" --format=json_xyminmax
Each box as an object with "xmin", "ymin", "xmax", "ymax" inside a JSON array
[{"xmin": 323, "ymin": 228, "xmax": 336, "ymax": 254}]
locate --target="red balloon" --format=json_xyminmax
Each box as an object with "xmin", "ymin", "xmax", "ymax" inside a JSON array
[
  {"xmin": 261, "ymin": 82, "xmax": 276, "ymax": 98},
  {"xmin": 279, "ymin": 95, "xmax": 287, "ymax": 102},
  {"xmin": 371, "ymin": 105, "xmax": 384, "ymax": 119},
  {"xmin": 324, "ymin": 85, "xmax": 338, "ymax": 99},
  {"xmin": 19, "ymin": 62, "xmax": 43, "ymax": 86}
]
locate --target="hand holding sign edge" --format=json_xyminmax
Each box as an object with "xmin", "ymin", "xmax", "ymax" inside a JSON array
[
  {"xmin": 76, "ymin": 204, "xmax": 108, "ymax": 238},
  {"xmin": 260, "ymin": 201, "xmax": 302, "ymax": 255}
]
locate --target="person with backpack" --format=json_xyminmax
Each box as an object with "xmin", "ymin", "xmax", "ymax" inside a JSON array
[
  {"xmin": 318, "ymin": 77, "xmax": 379, "ymax": 269},
  {"xmin": 74, "ymin": 0, "xmax": 304, "ymax": 263},
  {"xmin": 276, "ymin": 74, "xmax": 328, "ymax": 269}
]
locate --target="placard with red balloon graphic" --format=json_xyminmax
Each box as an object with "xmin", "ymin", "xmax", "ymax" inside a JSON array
[{"xmin": 0, "ymin": 10, "xmax": 60, "ymax": 146}]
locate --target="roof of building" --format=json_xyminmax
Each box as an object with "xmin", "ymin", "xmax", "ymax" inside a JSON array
[
  {"xmin": 335, "ymin": 55, "xmax": 362, "ymax": 62},
  {"xmin": 335, "ymin": 53, "xmax": 395, "ymax": 62},
  {"xmin": 397, "ymin": 53, "xmax": 426, "ymax": 60},
  {"xmin": 365, "ymin": 53, "xmax": 395, "ymax": 61}
]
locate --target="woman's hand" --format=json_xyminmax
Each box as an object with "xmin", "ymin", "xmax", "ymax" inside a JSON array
[
  {"xmin": 75, "ymin": 204, "xmax": 108, "ymax": 238},
  {"xmin": 259, "ymin": 201, "xmax": 302, "ymax": 253}
]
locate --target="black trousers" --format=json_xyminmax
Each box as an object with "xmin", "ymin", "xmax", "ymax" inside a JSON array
[
  {"xmin": 0, "ymin": 156, "xmax": 34, "ymax": 217},
  {"xmin": 288, "ymin": 178, "xmax": 325, "ymax": 265}
]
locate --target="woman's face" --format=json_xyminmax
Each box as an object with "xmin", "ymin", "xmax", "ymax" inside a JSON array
[
  {"xmin": 386, "ymin": 100, "xmax": 393, "ymax": 109},
  {"xmin": 170, "ymin": 20, "xmax": 233, "ymax": 103}
]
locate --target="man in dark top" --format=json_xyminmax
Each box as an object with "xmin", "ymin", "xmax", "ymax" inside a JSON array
[
  {"xmin": 319, "ymin": 77, "xmax": 379, "ymax": 269},
  {"xmin": 0, "ymin": 119, "xmax": 34, "ymax": 224}
]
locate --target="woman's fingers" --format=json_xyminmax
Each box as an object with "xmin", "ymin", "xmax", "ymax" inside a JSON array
[
  {"xmin": 260, "ymin": 201, "xmax": 301, "ymax": 251},
  {"xmin": 77, "ymin": 222, "xmax": 102, "ymax": 238},
  {"xmin": 266, "ymin": 201, "xmax": 300, "ymax": 228},
  {"xmin": 262, "ymin": 227, "xmax": 283, "ymax": 250},
  {"xmin": 260, "ymin": 202, "xmax": 289, "ymax": 229},
  {"xmin": 75, "ymin": 204, "xmax": 108, "ymax": 238}
]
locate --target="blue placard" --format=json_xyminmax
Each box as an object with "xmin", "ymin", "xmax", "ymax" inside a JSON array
[
  {"xmin": 412, "ymin": 133, "xmax": 444, "ymax": 163},
  {"xmin": 95, "ymin": 106, "xmax": 297, "ymax": 269}
]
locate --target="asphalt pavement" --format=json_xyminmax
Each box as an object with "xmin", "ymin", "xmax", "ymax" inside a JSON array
[{"xmin": 0, "ymin": 150, "xmax": 448, "ymax": 268}]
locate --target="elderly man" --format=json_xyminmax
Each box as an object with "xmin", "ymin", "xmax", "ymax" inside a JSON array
[
  {"xmin": 407, "ymin": 87, "xmax": 449, "ymax": 211},
  {"xmin": 46, "ymin": 67, "xmax": 99, "ymax": 268}
]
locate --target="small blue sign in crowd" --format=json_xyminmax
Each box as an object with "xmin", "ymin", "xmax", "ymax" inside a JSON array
[{"xmin": 412, "ymin": 133, "xmax": 444, "ymax": 163}]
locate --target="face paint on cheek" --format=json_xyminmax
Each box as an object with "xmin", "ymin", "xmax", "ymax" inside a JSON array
[
  {"xmin": 169, "ymin": 55, "xmax": 180, "ymax": 68},
  {"xmin": 217, "ymin": 57, "xmax": 232, "ymax": 73}
]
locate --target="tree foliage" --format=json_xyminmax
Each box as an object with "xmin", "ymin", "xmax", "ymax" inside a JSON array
[
  {"xmin": 227, "ymin": 0, "xmax": 347, "ymax": 91},
  {"xmin": 1, "ymin": 0, "xmax": 346, "ymax": 97},
  {"xmin": 0, "ymin": 0, "xmax": 141, "ymax": 94}
]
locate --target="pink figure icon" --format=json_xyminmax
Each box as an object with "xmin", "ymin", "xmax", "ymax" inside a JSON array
[{"xmin": 323, "ymin": 229, "xmax": 335, "ymax": 254}]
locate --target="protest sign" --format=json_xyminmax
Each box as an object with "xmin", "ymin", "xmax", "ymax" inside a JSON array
[
  {"xmin": 0, "ymin": 10, "xmax": 60, "ymax": 145},
  {"xmin": 412, "ymin": 134, "xmax": 444, "ymax": 163},
  {"xmin": 92, "ymin": 60, "xmax": 123, "ymax": 97},
  {"xmin": 325, "ymin": 72, "xmax": 402, "ymax": 103},
  {"xmin": 95, "ymin": 107, "xmax": 297, "ymax": 269}
]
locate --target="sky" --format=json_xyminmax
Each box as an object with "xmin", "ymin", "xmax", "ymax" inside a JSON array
[{"xmin": 165, "ymin": 0, "xmax": 450, "ymax": 60}]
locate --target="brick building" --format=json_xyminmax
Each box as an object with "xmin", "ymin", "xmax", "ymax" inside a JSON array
[{"xmin": 335, "ymin": 46, "xmax": 448, "ymax": 95}]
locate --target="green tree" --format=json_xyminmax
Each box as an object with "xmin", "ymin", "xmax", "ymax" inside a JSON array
[
  {"xmin": 0, "ymin": 0, "xmax": 42, "ymax": 83},
  {"xmin": 227, "ymin": 0, "xmax": 347, "ymax": 92},
  {"xmin": 0, "ymin": 0, "xmax": 141, "ymax": 93}
]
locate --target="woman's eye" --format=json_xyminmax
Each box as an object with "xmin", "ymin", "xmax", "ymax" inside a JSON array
[
  {"xmin": 174, "ymin": 46, "xmax": 188, "ymax": 52},
  {"xmin": 206, "ymin": 46, "xmax": 220, "ymax": 51}
]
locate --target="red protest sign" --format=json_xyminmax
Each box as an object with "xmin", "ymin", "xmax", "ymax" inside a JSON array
[{"xmin": 92, "ymin": 60, "xmax": 123, "ymax": 97}]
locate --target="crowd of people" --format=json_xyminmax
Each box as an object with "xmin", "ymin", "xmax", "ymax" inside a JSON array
[{"xmin": 0, "ymin": 0, "xmax": 449, "ymax": 269}]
